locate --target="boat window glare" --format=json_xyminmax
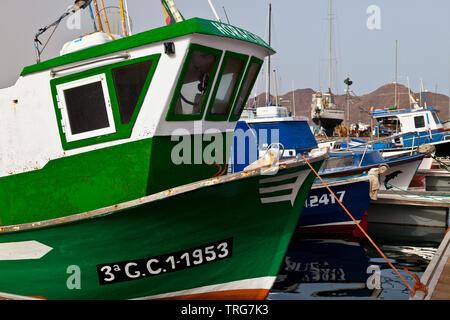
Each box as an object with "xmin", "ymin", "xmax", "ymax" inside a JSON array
[
  {"xmin": 209, "ymin": 56, "xmax": 246, "ymax": 116},
  {"xmin": 431, "ymin": 112, "xmax": 440, "ymax": 125},
  {"xmin": 231, "ymin": 59, "xmax": 263, "ymax": 121},
  {"xmin": 173, "ymin": 49, "xmax": 219, "ymax": 116}
]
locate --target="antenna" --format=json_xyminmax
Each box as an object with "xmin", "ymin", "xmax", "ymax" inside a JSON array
[
  {"xmin": 222, "ymin": 6, "xmax": 231, "ymax": 24},
  {"xmin": 207, "ymin": 0, "xmax": 221, "ymax": 22},
  {"xmin": 33, "ymin": 0, "xmax": 94, "ymax": 62}
]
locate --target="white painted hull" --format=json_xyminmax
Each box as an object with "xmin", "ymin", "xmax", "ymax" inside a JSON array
[{"xmin": 380, "ymin": 157, "xmax": 423, "ymax": 190}]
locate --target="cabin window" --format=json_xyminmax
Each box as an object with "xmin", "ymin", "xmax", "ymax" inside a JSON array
[
  {"xmin": 167, "ymin": 44, "xmax": 222, "ymax": 120},
  {"xmin": 230, "ymin": 57, "xmax": 263, "ymax": 121},
  {"xmin": 112, "ymin": 60, "xmax": 153, "ymax": 124},
  {"xmin": 414, "ymin": 115, "xmax": 425, "ymax": 129},
  {"xmin": 432, "ymin": 112, "xmax": 440, "ymax": 125},
  {"xmin": 205, "ymin": 52, "xmax": 248, "ymax": 120},
  {"xmin": 56, "ymin": 74, "xmax": 116, "ymax": 142}
]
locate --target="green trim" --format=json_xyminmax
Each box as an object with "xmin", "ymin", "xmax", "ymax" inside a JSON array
[
  {"xmin": 229, "ymin": 56, "xmax": 264, "ymax": 122},
  {"xmin": 50, "ymin": 54, "xmax": 160, "ymax": 150},
  {"xmin": 21, "ymin": 18, "xmax": 274, "ymax": 77},
  {"xmin": 165, "ymin": 44, "xmax": 222, "ymax": 122},
  {"xmin": 204, "ymin": 51, "xmax": 249, "ymax": 122}
]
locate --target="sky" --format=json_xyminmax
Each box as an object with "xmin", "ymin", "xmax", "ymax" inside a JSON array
[{"xmin": 1, "ymin": 0, "xmax": 449, "ymax": 98}]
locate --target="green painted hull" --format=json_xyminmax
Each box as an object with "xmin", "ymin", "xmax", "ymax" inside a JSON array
[
  {"xmin": 0, "ymin": 135, "xmax": 231, "ymax": 226},
  {"xmin": 0, "ymin": 160, "xmax": 323, "ymax": 300}
]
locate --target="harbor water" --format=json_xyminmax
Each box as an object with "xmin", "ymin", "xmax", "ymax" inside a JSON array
[{"xmin": 268, "ymin": 223, "xmax": 446, "ymax": 300}]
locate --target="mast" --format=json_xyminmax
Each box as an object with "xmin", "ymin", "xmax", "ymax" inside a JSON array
[
  {"xmin": 99, "ymin": 0, "xmax": 111, "ymax": 34},
  {"xmin": 328, "ymin": 0, "xmax": 333, "ymax": 93},
  {"xmin": 92, "ymin": 0, "xmax": 104, "ymax": 32},
  {"xmin": 119, "ymin": 0, "xmax": 128, "ymax": 37},
  {"xmin": 292, "ymin": 80, "xmax": 296, "ymax": 116},
  {"xmin": 273, "ymin": 69, "xmax": 279, "ymax": 107},
  {"xmin": 266, "ymin": 4, "xmax": 272, "ymax": 106},
  {"xmin": 394, "ymin": 40, "xmax": 398, "ymax": 107}
]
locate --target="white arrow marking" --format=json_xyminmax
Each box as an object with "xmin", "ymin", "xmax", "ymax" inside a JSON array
[{"xmin": 0, "ymin": 241, "xmax": 53, "ymax": 261}]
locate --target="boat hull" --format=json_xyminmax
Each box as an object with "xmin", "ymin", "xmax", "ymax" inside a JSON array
[
  {"xmin": 321, "ymin": 154, "xmax": 424, "ymax": 190},
  {"xmin": 0, "ymin": 160, "xmax": 323, "ymax": 300},
  {"xmin": 297, "ymin": 177, "xmax": 370, "ymax": 233}
]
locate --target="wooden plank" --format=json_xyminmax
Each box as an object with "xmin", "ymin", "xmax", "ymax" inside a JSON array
[
  {"xmin": 432, "ymin": 258, "xmax": 450, "ymax": 300},
  {"xmin": 411, "ymin": 229, "xmax": 450, "ymax": 300}
]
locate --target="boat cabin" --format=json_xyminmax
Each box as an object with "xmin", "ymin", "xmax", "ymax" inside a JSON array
[
  {"xmin": 0, "ymin": 18, "xmax": 273, "ymax": 225},
  {"xmin": 371, "ymin": 106, "xmax": 450, "ymax": 148}
]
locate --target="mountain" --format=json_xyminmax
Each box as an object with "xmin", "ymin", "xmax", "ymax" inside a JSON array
[{"xmin": 249, "ymin": 83, "xmax": 450, "ymax": 124}]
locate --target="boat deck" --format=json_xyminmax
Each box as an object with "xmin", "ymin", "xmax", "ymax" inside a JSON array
[{"xmin": 411, "ymin": 229, "xmax": 450, "ymax": 300}]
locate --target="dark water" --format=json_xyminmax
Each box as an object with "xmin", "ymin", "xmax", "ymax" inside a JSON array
[{"xmin": 268, "ymin": 223, "xmax": 446, "ymax": 300}]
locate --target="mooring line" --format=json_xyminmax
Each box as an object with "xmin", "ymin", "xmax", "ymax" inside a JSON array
[{"xmin": 301, "ymin": 155, "xmax": 427, "ymax": 298}]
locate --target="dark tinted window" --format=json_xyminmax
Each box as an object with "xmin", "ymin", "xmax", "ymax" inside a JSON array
[
  {"xmin": 234, "ymin": 62, "xmax": 261, "ymax": 118},
  {"xmin": 414, "ymin": 115, "xmax": 425, "ymax": 128},
  {"xmin": 112, "ymin": 60, "xmax": 153, "ymax": 124},
  {"xmin": 63, "ymin": 81, "xmax": 109, "ymax": 135}
]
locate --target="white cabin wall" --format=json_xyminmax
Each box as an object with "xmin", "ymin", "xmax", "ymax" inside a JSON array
[
  {"xmin": 0, "ymin": 72, "xmax": 63, "ymax": 177},
  {"xmin": 0, "ymin": 38, "xmax": 190, "ymax": 178}
]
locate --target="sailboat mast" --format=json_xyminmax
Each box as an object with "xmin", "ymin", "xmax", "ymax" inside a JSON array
[
  {"xmin": 394, "ymin": 40, "xmax": 398, "ymax": 107},
  {"xmin": 329, "ymin": 0, "xmax": 332, "ymax": 92},
  {"xmin": 266, "ymin": 4, "xmax": 272, "ymax": 106}
]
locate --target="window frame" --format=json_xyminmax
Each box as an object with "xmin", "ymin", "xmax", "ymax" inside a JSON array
[
  {"xmin": 166, "ymin": 43, "xmax": 223, "ymax": 121},
  {"xmin": 204, "ymin": 51, "xmax": 249, "ymax": 122},
  {"xmin": 414, "ymin": 115, "xmax": 425, "ymax": 129},
  {"xmin": 50, "ymin": 53, "xmax": 161, "ymax": 150},
  {"xmin": 56, "ymin": 74, "xmax": 116, "ymax": 143},
  {"xmin": 229, "ymin": 56, "xmax": 263, "ymax": 122},
  {"xmin": 431, "ymin": 111, "xmax": 440, "ymax": 125}
]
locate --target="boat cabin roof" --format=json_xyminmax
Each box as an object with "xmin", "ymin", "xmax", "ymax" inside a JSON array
[
  {"xmin": 371, "ymin": 106, "xmax": 439, "ymax": 119},
  {"xmin": 21, "ymin": 18, "xmax": 274, "ymax": 77}
]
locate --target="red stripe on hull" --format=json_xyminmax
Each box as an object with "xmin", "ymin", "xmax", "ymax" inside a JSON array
[{"xmin": 158, "ymin": 289, "xmax": 270, "ymax": 300}]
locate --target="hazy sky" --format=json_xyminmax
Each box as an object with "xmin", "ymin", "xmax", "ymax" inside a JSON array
[{"xmin": 1, "ymin": 0, "xmax": 449, "ymax": 98}]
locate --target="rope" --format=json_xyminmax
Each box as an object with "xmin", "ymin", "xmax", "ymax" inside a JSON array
[
  {"xmin": 431, "ymin": 155, "xmax": 450, "ymax": 173},
  {"xmin": 301, "ymin": 155, "xmax": 428, "ymax": 298},
  {"xmin": 403, "ymin": 268, "xmax": 429, "ymax": 298}
]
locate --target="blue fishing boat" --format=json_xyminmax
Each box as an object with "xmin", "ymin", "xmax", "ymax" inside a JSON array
[
  {"xmin": 230, "ymin": 107, "xmax": 426, "ymax": 233},
  {"xmin": 300, "ymin": 175, "xmax": 370, "ymax": 233},
  {"xmin": 349, "ymin": 105, "xmax": 450, "ymax": 158}
]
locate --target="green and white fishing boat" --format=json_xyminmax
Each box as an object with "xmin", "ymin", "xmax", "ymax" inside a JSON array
[{"xmin": 0, "ymin": 1, "xmax": 327, "ymax": 300}]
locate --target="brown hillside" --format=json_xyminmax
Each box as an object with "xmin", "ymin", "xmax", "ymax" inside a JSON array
[{"xmin": 249, "ymin": 83, "xmax": 450, "ymax": 124}]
